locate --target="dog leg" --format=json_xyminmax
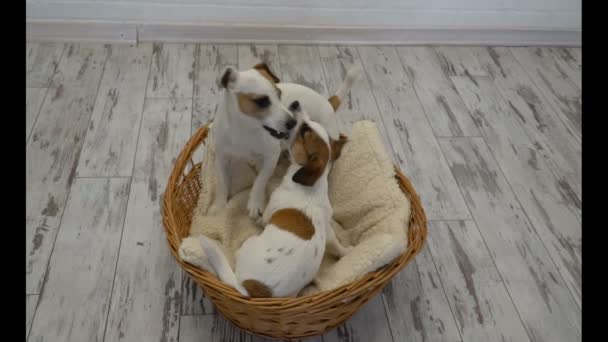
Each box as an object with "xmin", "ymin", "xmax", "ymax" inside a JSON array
[
  {"xmin": 209, "ymin": 154, "xmax": 231, "ymax": 214},
  {"xmin": 247, "ymin": 153, "xmax": 278, "ymax": 220},
  {"xmin": 178, "ymin": 237, "xmax": 216, "ymax": 275},
  {"xmin": 326, "ymin": 225, "xmax": 352, "ymax": 258}
]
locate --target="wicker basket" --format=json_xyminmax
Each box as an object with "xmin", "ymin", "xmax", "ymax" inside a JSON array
[{"xmin": 162, "ymin": 123, "xmax": 428, "ymax": 340}]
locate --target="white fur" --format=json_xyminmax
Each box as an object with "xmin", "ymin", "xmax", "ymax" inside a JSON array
[
  {"xmin": 209, "ymin": 68, "xmax": 292, "ymax": 218},
  {"xmin": 210, "ymin": 64, "xmax": 362, "ymax": 219},
  {"xmin": 278, "ymin": 64, "xmax": 362, "ymax": 141},
  {"xmin": 191, "ymin": 114, "xmax": 350, "ymax": 298}
]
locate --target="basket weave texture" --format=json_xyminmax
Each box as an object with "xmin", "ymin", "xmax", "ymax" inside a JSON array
[{"xmin": 162, "ymin": 123, "xmax": 428, "ymax": 340}]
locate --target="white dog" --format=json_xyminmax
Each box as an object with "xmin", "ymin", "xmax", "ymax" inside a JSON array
[
  {"xmin": 183, "ymin": 103, "xmax": 351, "ymax": 298},
  {"xmin": 209, "ymin": 63, "xmax": 361, "ymax": 219}
]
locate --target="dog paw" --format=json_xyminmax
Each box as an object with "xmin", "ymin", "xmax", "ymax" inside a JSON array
[
  {"xmin": 179, "ymin": 237, "xmax": 205, "ymax": 265},
  {"xmin": 255, "ymin": 215, "xmax": 266, "ymax": 227},
  {"xmin": 179, "ymin": 237, "xmax": 216, "ymax": 274},
  {"xmin": 246, "ymin": 196, "xmax": 264, "ymax": 220}
]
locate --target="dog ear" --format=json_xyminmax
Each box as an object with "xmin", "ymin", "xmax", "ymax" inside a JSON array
[
  {"xmin": 330, "ymin": 134, "xmax": 348, "ymax": 161},
  {"xmin": 291, "ymin": 125, "xmax": 330, "ymax": 186},
  {"xmin": 219, "ymin": 67, "xmax": 237, "ymax": 90},
  {"xmin": 292, "ymin": 153, "xmax": 326, "ymax": 186},
  {"xmin": 254, "ymin": 63, "xmax": 281, "ymax": 84}
]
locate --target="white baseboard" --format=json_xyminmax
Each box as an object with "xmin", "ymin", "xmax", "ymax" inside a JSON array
[
  {"xmin": 26, "ymin": 20, "xmax": 581, "ymax": 46},
  {"xmin": 27, "ymin": 20, "xmax": 137, "ymax": 44},
  {"xmin": 137, "ymin": 23, "xmax": 581, "ymax": 46}
]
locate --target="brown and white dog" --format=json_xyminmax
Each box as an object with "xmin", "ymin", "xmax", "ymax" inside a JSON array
[
  {"xmin": 185, "ymin": 102, "xmax": 351, "ymax": 298},
  {"xmin": 208, "ymin": 63, "xmax": 361, "ymax": 220}
]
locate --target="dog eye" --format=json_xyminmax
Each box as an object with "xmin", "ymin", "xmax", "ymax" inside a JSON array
[{"xmin": 253, "ymin": 96, "xmax": 271, "ymax": 108}]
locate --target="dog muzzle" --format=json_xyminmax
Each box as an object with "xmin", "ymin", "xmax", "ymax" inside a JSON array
[{"xmin": 263, "ymin": 125, "xmax": 289, "ymax": 140}]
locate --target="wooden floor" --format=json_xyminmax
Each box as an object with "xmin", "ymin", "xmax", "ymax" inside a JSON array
[{"xmin": 26, "ymin": 42, "xmax": 581, "ymax": 342}]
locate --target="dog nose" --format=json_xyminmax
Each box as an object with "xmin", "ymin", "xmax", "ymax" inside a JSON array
[
  {"xmin": 289, "ymin": 100, "xmax": 300, "ymax": 112},
  {"xmin": 286, "ymin": 118, "xmax": 297, "ymax": 130}
]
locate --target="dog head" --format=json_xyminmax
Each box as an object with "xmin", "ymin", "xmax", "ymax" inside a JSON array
[
  {"xmin": 219, "ymin": 63, "xmax": 296, "ymax": 140},
  {"xmin": 287, "ymin": 101, "xmax": 347, "ymax": 186}
]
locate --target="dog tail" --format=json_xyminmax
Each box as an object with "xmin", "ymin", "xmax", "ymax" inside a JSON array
[
  {"xmin": 198, "ymin": 236, "xmax": 249, "ymax": 296},
  {"xmin": 328, "ymin": 63, "xmax": 363, "ymax": 111}
]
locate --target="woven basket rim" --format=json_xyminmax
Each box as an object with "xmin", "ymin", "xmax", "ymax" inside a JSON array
[{"xmin": 162, "ymin": 122, "xmax": 428, "ymax": 306}]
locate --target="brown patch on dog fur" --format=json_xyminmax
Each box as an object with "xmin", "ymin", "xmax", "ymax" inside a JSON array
[
  {"xmin": 270, "ymin": 208, "xmax": 315, "ymax": 240},
  {"xmin": 291, "ymin": 123, "xmax": 330, "ymax": 186},
  {"xmin": 328, "ymin": 95, "xmax": 341, "ymax": 111},
  {"xmin": 242, "ymin": 279, "xmax": 273, "ymax": 298},
  {"xmin": 236, "ymin": 93, "xmax": 269, "ymax": 118},
  {"xmin": 330, "ymin": 134, "xmax": 348, "ymax": 161},
  {"xmin": 254, "ymin": 63, "xmax": 280, "ymax": 83},
  {"xmin": 254, "ymin": 63, "xmax": 282, "ymax": 98}
]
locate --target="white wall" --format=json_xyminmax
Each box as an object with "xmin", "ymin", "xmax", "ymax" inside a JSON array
[
  {"xmin": 27, "ymin": 0, "xmax": 581, "ymax": 30},
  {"xmin": 26, "ymin": 0, "xmax": 581, "ymax": 44}
]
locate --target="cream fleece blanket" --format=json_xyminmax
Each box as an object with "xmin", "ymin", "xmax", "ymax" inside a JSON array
[{"xmin": 185, "ymin": 120, "xmax": 410, "ymax": 295}]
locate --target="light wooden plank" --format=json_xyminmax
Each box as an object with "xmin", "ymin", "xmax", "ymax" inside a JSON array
[
  {"xmin": 50, "ymin": 44, "xmax": 108, "ymax": 87},
  {"xmin": 26, "ymin": 43, "xmax": 36, "ymax": 70},
  {"xmin": 28, "ymin": 178, "xmax": 130, "ymax": 342},
  {"xmin": 317, "ymin": 45, "xmax": 392, "ymax": 151},
  {"xmin": 450, "ymin": 75, "xmax": 582, "ymax": 308},
  {"xmin": 547, "ymin": 47, "xmax": 581, "ymax": 90},
  {"xmin": 26, "ymin": 295, "xmax": 39, "ymax": 338},
  {"xmin": 181, "ymin": 272, "xmax": 215, "ymax": 316},
  {"xmin": 278, "ymin": 45, "xmax": 329, "ymax": 96},
  {"xmin": 76, "ymin": 44, "xmax": 153, "ymax": 177},
  {"xmin": 472, "ymin": 47, "xmax": 582, "ymax": 141},
  {"xmin": 193, "ymin": 44, "xmax": 237, "ymax": 131},
  {"xmin": 194, "ymin": 44, "xmax": 238, "ymax": 99},
  {"xmin": 433, "ymin": 46, "xmax": 488, "ymax": 77},
  {"xmin": 191, "ymin": 45, "xmax": 235, "ymax": 166},
  {"xmin": 26, "ymin": 88, "xmax": 47, "ymax": 141},
  {"xmin": 192, "ymin": 98, "xmax": 218, "ymax": 135},
  {"xmin": 566, "ymin": 48, "xmax": 582, "ymax": 69},
  {"xmin": 427, "ymin": 220, "xmax": 531, "ymax": 342},
  {"xmin": 382, "ymin": 248, "xmax": 462, "ymax": 342},
  {"xmin": 26, "ymin": 42, "xmax": 65, "ymax": 88},
  {"xmin": 439, "ymin": 137, "xmax": 581, "ymax": 341},
  {"xmin": 509, "ymin": 46, "xmax": 582, "ymax": 93},
  {"xmin": 189, "ymin": 98, "xmax": 218, "ymax": 168},
  {"xmin": 457, "ymin": 47, "xmax": 581, "ymax": 203},
  {"xmin": 510, "ymin": 47, "xmax": 581, "ymax": 135},
  {"xmin": 147, "ymin": 43, "xmax": 196, "ymax": 99},
  {"xmin": 396, "ymin": 47, "xmax": 481, "ymax": 137},
  {"xmin": 323, "ymin": 296, "xmax": 394, "ymax": 342},
  {"xmin": 566, "ymin": 47, "xmax": 581, "ymax": 61},
  {"xmin": 278, "ymin": 43, "xmax": 396, "ymax": 340},
  {"xmin": 238, "ymin": 45, "xmax": 283, "ymax": 95},
  {"xmin": 179, "ymin": 315, "xmax": 250, "ymax": 342},
  {"xmin": 26, "ymin": 44, "xmax": 110, "ymax": 294},
  {"xmin": 180, "ymin": 303, "xmax": 321, "ymax": 342},
  {"xmin": 104, "ymin": 99, "xmax": 191, "ymax": 342},
  {"xmin": 357, "ymin": 46, "xmax": 471, "ymax": 220},
  {"xmin": 238, "ymin": 44, "xmax": 282, "ymax": 76}
]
